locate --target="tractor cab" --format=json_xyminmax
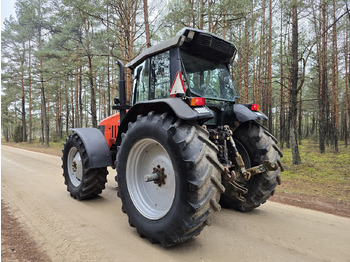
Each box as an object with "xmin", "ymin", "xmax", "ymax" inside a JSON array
[{"xmin": 127, "ymin": 28, "xmax": 239, "ymax": 107}]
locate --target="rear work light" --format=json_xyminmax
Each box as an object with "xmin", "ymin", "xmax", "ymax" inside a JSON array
[
  {"xmin": 190, "ymin": 97, "xmax": 206, "ymax": 107},
  {"xmin": 250, "ymin": 104, "xmax": 260, "ymax": 112}
]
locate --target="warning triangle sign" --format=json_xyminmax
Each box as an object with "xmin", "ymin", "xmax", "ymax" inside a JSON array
[{"xmin": 170, "ymin": 71, "xmax": 186, "ymax": 97}]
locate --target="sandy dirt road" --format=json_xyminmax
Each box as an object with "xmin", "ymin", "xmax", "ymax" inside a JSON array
[{"xmin": 2, "ymin": 145, "xmax": 350, "ymax": 262}]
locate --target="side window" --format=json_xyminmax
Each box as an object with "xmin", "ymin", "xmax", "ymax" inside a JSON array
[
  {"xmin": 150, "ymin": 51, "xmax": 170, "ymax": 99},
  {"xmin": 133, "ymin": 59, "xmax": 150, "ymax": 103}
]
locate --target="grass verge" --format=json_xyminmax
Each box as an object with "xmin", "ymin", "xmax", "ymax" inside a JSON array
[
  {"xmin": 272, "ymin": 139, "xmax": 350, "ymax": 217},
  {"xmin": 2, "ymin": 139, "xmax": 64, "ymax": 157},
  {"xmin": 279, "ymin": 140, "xmax": 350, "ymax": 202}
]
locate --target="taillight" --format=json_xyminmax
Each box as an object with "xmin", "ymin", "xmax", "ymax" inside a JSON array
[
  {"xmin": 250, "ymin": 104, "xmax": 260, "ymax": 112},
  {"xmin": 190, "ymin": 97, "xmax": 206, "ymax": 106}
]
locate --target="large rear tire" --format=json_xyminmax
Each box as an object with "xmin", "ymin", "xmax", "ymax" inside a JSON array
[
  {"xmin": 62, "ymin": 133, "xmax": 108, "ymax": 200},
  {"xmin": 220, "ymin": 121, "xmax": 283, "ymax": 212},
  {"xmin": 117, "ymin": 112, "xmax": 224, "ymax": 247}
]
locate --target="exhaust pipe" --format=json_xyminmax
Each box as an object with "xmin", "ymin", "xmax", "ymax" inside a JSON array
[{"xmin": 117, "ymin": 60, "xmax": 127, "ymax": 121}]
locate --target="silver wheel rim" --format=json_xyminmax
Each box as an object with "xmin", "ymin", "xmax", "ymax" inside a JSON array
[
  {"xmin": 126, "ymin": 138, "xmax": 176, "ymax": 220},
  {"xmin": 67, "ymin": 147, "xmax": 83, "ymax": 187}
]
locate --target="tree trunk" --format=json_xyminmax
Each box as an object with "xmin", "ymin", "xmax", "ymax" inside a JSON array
[
  {"xmin": 79, "ymin": 65, "xmax": 83, "ymax": 127},
  {"xmin": 47, "ymin": 88, "xmax": 50, "ymax": 135},
  {"xmin": 85, "ymin": 88, "xmax": 89, "ymax": 128},
  {"xmin": 319, "ymin": 0, "xmax": 328, "ymax": 154},
  {"xmin": 56, "ymin": 81, "xmax": 62, "ymax": 138},
  {"xmin": 107, "ymin": 2, "xmax": 111, "ymax": 117},
  {"xmin": 71, "ymin": 83, "xmax": 75, "ymax": 129},
  {"xmin": 222, "ymin": 11, "xmax": 226, "ymax": 39},
  {"xmin": 3, "ymin": 106, "xmax": 9, "ymax": 142},
  {"xmin": 208, "ymin": 0, "xmax": 213, "ymax": 32},
  {"xmin": 75, "ymin": 66, "xmax": 79, "ymax": 128},
  {"xmin": 285, "ymin": 28, "xmax": 291, "ymax": 149},
  {"xmin": 84, "ymin": 19, "xmax": 97, "ymax": 127},
  {"xmin": 243, "ymin": 21, "xmax": 249, "ymax": 103},
  {"xmin": 237, "ymin": 28, "xmax": 242, "ymax": 97},
  {"xmin": 199, "ymin": 0, "xmax": 204, "ymax": 30},
  {"xmin": 260, "ymin": 0, "xmax": 267, "ymax": 125},
  {"xmin": 28, "ymin": 40, "xmax": 32, "ymax": 143},
  {"xmin": 21, "ymin": 46, "xmax": 27, "ymax": 142},
  {"xmin": 252, "ymin": 1, "xmax": 257, "ymax": 104},
  {"xmin": 298, "ymin": 87, "xmax": 302, "ymax": 145},
  {"xmin": 267, "ymin": 0, "xmax": 273, "ymax": 131},
  {"xmin": 40, "ymin": 68, "xmax": 49, "ymax": 147},
  {"xmin": 290, "ymin": 1, "xmax": 301, "ymax": 165},
  {"xmin": 114, "ymin": 0, "xmax": 138, "ymax": 104},
  {"xmin": 331, "ymin": 0, "xmax": 339, "ymax": 152},
  {"xmin": 279, "ymin": 0, "xmax": 285, "ymax": 148},
  {"xmin": 39, "ymin": 29, "xmax": 49, "ymax": 147},
  {"xmin": 345, "ymin": 19, "xmax": 349, "ymax": 147},
  {"xmin": 65, "ymin": 79, "xmax": 69, "ymax": 135},
  {"xmin": 143, "ymin": 0, "xmax": 151, "ymax": 48}
]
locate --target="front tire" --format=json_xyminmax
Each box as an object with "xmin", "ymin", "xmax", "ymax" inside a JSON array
[
  {"xmin": 220, "ymin": 122, "xmax": 283, "ymax": 212},
  {"xmin": 62, "ymin": 133, "xmax": 108, "ymax": 200},
  {"xmin": 117, "ymin": 112, "xmax": 224, "ymax": 247}
]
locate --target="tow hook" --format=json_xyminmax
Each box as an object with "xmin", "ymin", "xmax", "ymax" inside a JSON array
[
  {"xmin": 222, "ymin": 167, "xmax": 248, "ymax": 202},
  {"xmin": 222, "ymin": 161, "xmax": 278, "ymax": 203}
]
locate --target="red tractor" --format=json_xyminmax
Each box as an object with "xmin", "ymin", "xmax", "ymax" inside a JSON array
[{"xmin": 62, "ymin": 28, "xmax": 283, "ymax": 247}]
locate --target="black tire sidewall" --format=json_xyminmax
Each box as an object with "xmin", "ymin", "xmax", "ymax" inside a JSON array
[
  {"xmin": 233, "ymin": 124, "xmax": 266, "ymax": 167},
  {"xmin": 117, "ymin": 118, "xmax": 189, "ymax": 240},
  {"xmin": 233, "ymin": 123, "xmax": 269, "ymax": 191},
  {"xmin": 62, "ymin": 135, "xmax": 85, "ymax": 195}
]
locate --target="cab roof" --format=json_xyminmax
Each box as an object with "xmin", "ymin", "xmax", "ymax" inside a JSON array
[{"xmin": 126, "ymin": 28, "xmax": 237, "ymax": 70}]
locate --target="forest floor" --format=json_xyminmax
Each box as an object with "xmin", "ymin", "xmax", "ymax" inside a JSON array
[
  {"xmin": 1, "ymin": 138, "xmax": 350, "ymax": 261},
  {"xmin": 272, "ymin": 139, "xmax": 350, "ymax": 218}
]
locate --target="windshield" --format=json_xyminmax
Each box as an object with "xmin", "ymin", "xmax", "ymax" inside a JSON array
[{"xmin": 180, "ymin": 51, "xmax": 238, "ymax": 102}]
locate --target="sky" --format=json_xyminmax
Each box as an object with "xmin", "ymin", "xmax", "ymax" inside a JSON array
[{"xmin": 1, "ymin": 0, "xmax": 16, "ymax": 27}]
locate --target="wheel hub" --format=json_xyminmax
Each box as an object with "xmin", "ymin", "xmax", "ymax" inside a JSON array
[
  {"xmin": 144, "ymin": 165, "xmax": 167, "ymax": 187},
  {"xmin": 126, "ymin": 138, "xmax": 176, "ymax": 220},
  {"xmin": 72, "ymin": 161, "xmax": 78, "ymax": 172},
  {"xmin": 153, "ymin": 165, "xmax": 167, "ymax": 186},
  {"xmin": 67, "ymin": 147, "xmax": 83, "ymax": 187}
]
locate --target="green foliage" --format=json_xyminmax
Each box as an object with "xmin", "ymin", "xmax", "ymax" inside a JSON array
[
  {"xmin": 13, "ymin": 125, "xmax": 24, "ymax": 143},
  {"xmin": 50, "ymin": 132, "xmax": 65, "ymax": 143}
]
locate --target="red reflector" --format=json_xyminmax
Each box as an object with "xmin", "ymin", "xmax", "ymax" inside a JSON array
[
  {"xmin": 190, "ymin": 97, "xmax": 206, "ymax": 106},
  {"xmin": 250, "ymin": 104, "xmax": 260, "ymax": 112},
  {"xmin": 170, "ymin": 71, "xmax": 186, "ymax": 97}
]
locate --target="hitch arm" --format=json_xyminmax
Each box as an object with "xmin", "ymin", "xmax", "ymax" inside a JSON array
[
  {"xmin": 246, "ymin": 161, "xmax": 279, "ymax": 176},
  {"xmin": 224, "ymin": 125, "xmax": 250, "ymax": 179}
]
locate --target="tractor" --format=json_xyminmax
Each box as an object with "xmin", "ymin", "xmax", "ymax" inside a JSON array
[{"xmin": 62, "ymin": 28, "xmax": 283, "ymax": 247}]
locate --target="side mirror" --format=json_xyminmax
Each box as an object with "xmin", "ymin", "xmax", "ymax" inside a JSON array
[{"xmin": 112, "ymin": 98, "xmax": 120, "ymax": 110}]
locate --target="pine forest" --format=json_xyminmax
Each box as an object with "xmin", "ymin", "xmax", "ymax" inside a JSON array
[{"xmin": 1, "ymin": 0, "xmax": 350, "ymax": 165}]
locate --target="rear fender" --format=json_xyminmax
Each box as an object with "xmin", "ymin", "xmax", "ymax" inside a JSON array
[
  {"xmin": 116, "ymin": 98, "xmax": 214, "ymax": 144},
  {"xmin": 72, "ymin": 128, "xmax": 113, "ymax": 169},
  {"xmin": 218, "ymin": 104, "xmax": 267, "ymax": 129},
  {"xmin": 233, "ymin": 104, "xmax": 268, "ymax": 123}
]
